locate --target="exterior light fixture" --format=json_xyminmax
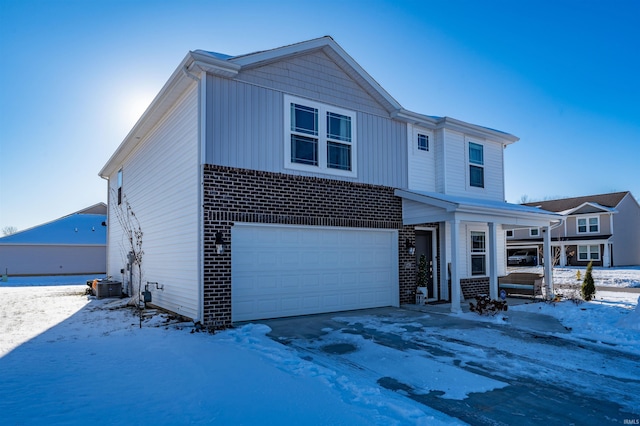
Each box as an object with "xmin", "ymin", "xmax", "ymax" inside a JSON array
[
  {"xmin": 215, "ymin": 231, "xmax": 225, "ymax": 254},
  {"xmin": 405, "ymin": 238, "xmax": 416, "ymax": 255}
]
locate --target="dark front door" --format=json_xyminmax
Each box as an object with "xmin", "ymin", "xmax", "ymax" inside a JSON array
[{"xmin": 415, "ymin": 231, "xmax": 434, "ymax": 298}]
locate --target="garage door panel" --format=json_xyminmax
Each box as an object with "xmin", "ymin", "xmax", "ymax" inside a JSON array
[{"xmin": 232, "ymin": 224, "xmax": 398, "ymax": 322}]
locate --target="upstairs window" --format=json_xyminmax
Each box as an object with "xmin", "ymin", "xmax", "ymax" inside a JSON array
[
  {"xmin": 417, "ymin": 133, "xmax": 429, "ymax": 151},
  {"xmin": 470, "ymin": 231, "xmax": 486, "ymax": 275},
  {"xmin": 529, "ymin": 228, "xmax": 540, "ymax": 237},
  {"xmin": 117, "ymin": 169, "xmax": 123, "ymax": 205},
  {"xmin": 468, "ymin": 142, "xmax": 484, "ymax": 188},
  {"xmin": 506, "ymin": 230, "xmax": 514, "ymax": 238},
  {"xmin": 285, "ymin": 95, "xmax": 356, "ymax": 177},
  {"xmin": 577, "ymin": 217, "xmax": 599, "ymax": 233}
]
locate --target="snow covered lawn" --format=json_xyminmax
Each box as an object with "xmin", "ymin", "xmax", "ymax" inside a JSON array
[
  {"xmin": 1, "ymin": 271, "xmax": 639, "ymax": 424},
  {"xmin": 0, "ymin": 276, "xmax": 459, "ymax": 425}
]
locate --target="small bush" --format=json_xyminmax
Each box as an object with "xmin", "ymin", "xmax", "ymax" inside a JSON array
[{"xmin": 581, "ymin": 261, "xmax": 596, "ymax": 301}]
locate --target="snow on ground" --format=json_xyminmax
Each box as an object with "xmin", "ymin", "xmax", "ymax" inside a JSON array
[
  {"xmin": 0, "ymin": 275, "xmax": 459, "ymax": 425},
  {"xmin": 1, "ymin": 270, "xmax": 639, "ymax": 424},
  {"xmin": 511, "ymin": 264, "xmax": 640, "ymax": 288}
]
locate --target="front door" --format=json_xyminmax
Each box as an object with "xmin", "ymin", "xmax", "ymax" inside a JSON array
[{"xmin": 415, "ymin": 231, "xmax": 435, "ymax": 299}]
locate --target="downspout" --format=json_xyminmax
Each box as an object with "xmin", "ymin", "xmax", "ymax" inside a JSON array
[{"xmin": 183, "ymin": 61, "xmax": 205, "ymax": 322}]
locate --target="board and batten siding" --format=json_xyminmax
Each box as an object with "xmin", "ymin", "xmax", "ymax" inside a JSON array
[
  {"xmin": 107, "ymin": 83, "xmax": 200, "ymax": 320},
  {"xmin": 204, "ymin": 74, "xmax": 407, "ymax": 188},
  {"xmin": 440, "ymin": 129, "xmax": 505, "ymax": 202},
  {"xmin": 407, "ymin": 124, "xmax": 436, "ymax": 192},
  {"xmin": 237, "ymin": 49, "xmax": 390, "ymax": 117}
]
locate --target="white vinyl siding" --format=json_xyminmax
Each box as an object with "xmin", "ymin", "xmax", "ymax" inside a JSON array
[
  {"xmin": 107, "ymin": 83, "xmax": 200, "ymax": 320},
  {"xmin": 438, "ymin": 130, "xmax": 505, "ymax": 201},
  {"xmin": 407, "ymin": 124, "xmax": 435, "ymax": 191},
  {"xmin": 206, "ymin": 76, "xmax": 407, "ymax": 188}
]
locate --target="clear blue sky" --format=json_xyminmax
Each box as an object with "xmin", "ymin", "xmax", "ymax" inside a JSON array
[{"xmin": 1, "ymin": 0, "xmax": 639, "ymax": 232}]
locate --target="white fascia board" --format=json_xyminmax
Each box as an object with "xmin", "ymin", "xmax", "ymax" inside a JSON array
[
  {"xmin": 231, "ymin": 36, "xmax": 402, "ymax": 114},
  {"xmin": 394, "ymin": 189, "xmax": 458, "ymax": 211},
  {"xmin": 403, "ymin": 212, "xmax": 455, "ymax": 225},
  {"xmin": 435, "ymin": 117, "xmax": 519, "ymax": 145},
  {"xmin": 189, "ymin": 50, "xmax": 240, "ymax": 78},
  {"xmin": 99, "ymin": 52, "xmax": 197, "ymax": 178},
  {"xmin": 393, "ymin": 109, "xmax": 440, "ymax": 129},
  {"xmin": 565, "ymin": 202, "xmax": 618, "ymax": 215},
  {"xmin": 230, "ymin": 36, "xmax": 334, "ymax": 67}
]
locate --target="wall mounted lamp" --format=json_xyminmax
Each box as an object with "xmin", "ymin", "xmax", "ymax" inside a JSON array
[
  {"xmin": 215, "ymin": 231, "xmax": 225, "ymax": 254},
  {"xmin": 405, "ymin": 238, "xmax": 416, "ymax": 255}
]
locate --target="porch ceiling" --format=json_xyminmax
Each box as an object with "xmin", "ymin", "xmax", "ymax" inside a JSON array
[{"xmin": 395, "ymin": 189, "xmax": 563, "ymax": 227}]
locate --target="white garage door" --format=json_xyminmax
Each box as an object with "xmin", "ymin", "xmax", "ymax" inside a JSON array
[{"xmin": 232, "ymin": 223, "xmax": 399, "ymax": 322}]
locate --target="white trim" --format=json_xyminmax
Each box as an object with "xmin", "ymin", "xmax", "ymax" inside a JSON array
[
  {"xmin": 576, "ymin": 215, "xmax": 600, "ymax": 234},
  {"xmin": 469, "ymin": 227, "xmax": 487, "ymax": 277},
  {"xmin": 578, "ymin": 244, "xmax": 601, "ymax": 261},
  {"xmin": 465, "ymin": 136, "xmax": 486, "ymax": 192},
  {"xmin": 283, "ymin": 94, "xmax": 357, "ymax": 178}
]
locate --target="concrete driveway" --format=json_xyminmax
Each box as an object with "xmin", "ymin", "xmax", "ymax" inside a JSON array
[{"xmin": 262, "ymin": 303, "xmax": 639, "ymax": 425}]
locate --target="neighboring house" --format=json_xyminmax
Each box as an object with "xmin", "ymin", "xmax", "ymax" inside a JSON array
[
  {"xmin": 507, "ymin": 191, "xmax": 640, "ymax": 267},
  {"xmin": 99, "ymin": 36, "xmax": 560, "ymax": 327},
  {"xmin": 0, "ymin": 203, "xmax": 107, "ymax": 276}
]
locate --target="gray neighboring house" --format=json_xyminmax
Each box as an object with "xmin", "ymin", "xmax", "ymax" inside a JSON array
[
  {"xmin": 0, "ymin": 203, "xmax": 107, "ymax": 276},
  {"xmin": 507, "ymin": 192, "xmax": 640, "ymax": 267},
  {"xmin": 99, "ymin": 36, "xmax": 561, "ymax": 327}
]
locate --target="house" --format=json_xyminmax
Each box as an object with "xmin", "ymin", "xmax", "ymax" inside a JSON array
[
  {"xmin": 0, "ymin": 203, "xmax": 107, "ymax": 276},
  {"xmin": 507, "ymin": 191, "xmax": 640, "ymax": 267},
  {"xmin": 99, "ymin": 37, "xmax": 560, "ymax": 327}
]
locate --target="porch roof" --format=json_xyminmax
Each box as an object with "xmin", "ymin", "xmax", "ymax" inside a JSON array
[{"xmin": 394, "ymin": 189, "xmax": 563, "ymax": 227}]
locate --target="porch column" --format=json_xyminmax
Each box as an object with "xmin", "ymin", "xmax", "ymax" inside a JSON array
[
  {"xmin": 560, "ymin": 242, "xmax": 567, "ymax": 267},
  {"xmin": 543, "ymin": 226, "xmax": 553, "ymax": 298},
  {"xmin": 488, "ymin": 222, "xmax": 498, "ymax": 299},
  {"xmin": 450, "ymin": 219, "xmax": 462, "ymax": 313},
  {"xmin": 603, "ymin": 242, "xmax": 611, "ymax": 267}
]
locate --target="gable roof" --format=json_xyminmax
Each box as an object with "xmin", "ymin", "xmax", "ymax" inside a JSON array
[
  {"xmin": 100, "ymin": 36, "xmax": 519, "ymax": 178},
  {"xmin": 0, "ymin": 203, "xmax": 107, "ymax": 245},
  {"xmin": 522, "ymin": 192, "xmax": 630, "ymax": 213}
]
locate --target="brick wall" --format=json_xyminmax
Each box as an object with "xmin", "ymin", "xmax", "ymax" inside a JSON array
[
  {"xmin": 460, "ymin": 277, "xmax": 490, "ymax": 299},
  {"xmin": 202, "ymin": 164, "xmax": 416, "ymax": 327}
]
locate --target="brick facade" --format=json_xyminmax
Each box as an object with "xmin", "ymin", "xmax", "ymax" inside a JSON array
[
  {"xmin": 460, "ymin": 277, "xmax": 490, "ymax": 299},
  {"xmin": 202, "ymin": 165, "xmax": 426, "ymax": 327}
]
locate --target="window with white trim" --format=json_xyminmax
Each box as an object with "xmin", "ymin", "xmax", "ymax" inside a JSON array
[
  {"xmin": 506, "ymin": 230, "xmax": 514, "ymax": 238},
  {"xmin": 468, "ymin": 142, "xmax": 484, "ymax": 188},
  {"xmin": 529, "ymin": 228, "xmax": 539, "ymax": 237},
  {"xmin": 578, "ymin": 245, "xmax": 600, "ymax": 261},
  {"xmin": 284, "ymin": 95, "xmax": 357, "ymax": 177},
  {"xmin": 577, "ymin": 216, "xmax": 599, "ymax": 233},
  {"xmin": 417, "ymin": 133, "xmax": 429, "ymax": 151},
  {"xmin": 470, "ymin": 231, "xmax": 486, "ymax": 275}
]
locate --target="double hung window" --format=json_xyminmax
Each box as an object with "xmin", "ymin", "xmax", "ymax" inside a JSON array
[
  {"xmin": 577, "ymin": 217, "xmax": 599, "ymax": 233},
  {"xmin": 470, "ymin": 231, "xmax": 486, "ymax": 275},
  {"xmin": 468, "ymin": 142, "xmax": 484, "ymax": 188},
  {"xmin": 578, "ymin": 245, "xmax": 600, "ymax": 261},
  {"xmin": 285, "ymin": 95, "xmax": 356, "ymax": 177}
]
